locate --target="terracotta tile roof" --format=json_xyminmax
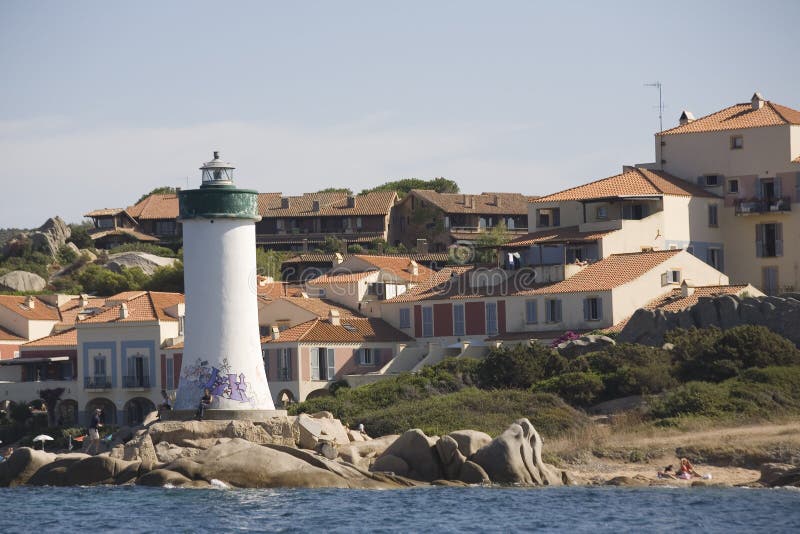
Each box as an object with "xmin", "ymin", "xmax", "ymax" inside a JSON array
[
  {"xmin": 22, "ymin": 328, "xmax": 77, "ymax": 348},
  {"xmin": 533, "ymin": 168, "xmax": 718, "ymax": 203},
  {"xmin": 106, "ymin": 291, "xmax": 148, "ymax": 302},
  {"xmin": 256, "ymin": 281, "xmax": 305, "ymax": 299},
  {"xmin": 660, "ymin": 100, "xmax": 800, "ymax": 136},
  {"xmin": 57, "ymin": 296, "xmax": 107, "ymax": 326},
  {"xmin": 504, "ymin": 226, "xmax": 616, "ymax": 247},
  {"xmin": 262, "ymin": 317, "xmax": 412, "ymax": 344},
  {"xmin": 409, "ymin": 190, "xmax": 533, "ymax": 215},
  {"xmin": 605, "ymin": 284, "xmax": 752, "ymax": 333},
  {"xmin": 383, "ymin": 265, "xmax": 478, "ymax": 303},
  {"xmin": 268, "ymin": 296, "xmax": 360, "ymax": 318},
  {"xmin": 127, "ymin": 194, "xmax": 179, "ymax": 220},
  {"xmin": 352, "ymin": 255, "xmax": 436, "ymax": 282},
  {"xmin": 87, "ymin": 228, "xmax": 160, "ymax": 242},
  {"xmin": 282, "ymin": 252, "xmax": 451, "ymax": 265},
  {"xmin": 84, "ymin": 208, "xmax": 127, "ymax": 217},
  {"xmin": 0, "ymin": 296, "xmax": 61, "ymax": 321},
  {"xmin": 0, "ymin": 324, "xmax": 24, "ymax": 342},
  {"xmin": 258, "ymin": 191, "xmax": 397, "ymax": 217},
  {"xmin": 305, "ymin": 271, "xmax": 374, "ymax": 285},
  {"xmin": 81, "ymin": 291, "xmax": 183, "ymax": 324},
  {"xmin": 517, "ymin": 250, "xmax": 683, "ymax": 295}
]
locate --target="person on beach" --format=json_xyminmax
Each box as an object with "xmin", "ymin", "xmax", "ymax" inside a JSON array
[
  {"xmin": 197, "ymin": 388, "xmax": 213, "ymax": 420},
  {"xmin": 678, "ymin": 457, "xmax": 701, "ymax": 479},
  {"xmin": 657, "ymin": 465, "xmax": 677, "ymax": 479},
  {"xmin": 158, "ymin": 390, "xmax": 172, "ymax": 419},
  {"xmin": 87, "ymin": 408, "xmax": 103, "ymax": 454}
]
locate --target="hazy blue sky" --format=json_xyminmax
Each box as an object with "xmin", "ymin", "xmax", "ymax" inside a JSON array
[{"xmin": 1, "ymin": 0, "xmax": 798, "ymax": 228}]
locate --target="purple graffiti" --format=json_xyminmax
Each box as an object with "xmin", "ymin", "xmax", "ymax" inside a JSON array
[{"xmin": 227, "ymin": 373, "xmax": 250, "ymax": 402}]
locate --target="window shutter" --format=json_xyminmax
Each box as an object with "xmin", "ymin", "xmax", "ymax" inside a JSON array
[
  {"xmin": 642, "ymin": 204, "xmax": 649, "ymax": 217},
  {"xmin": 775, "ymin": 177, "xmax": 782, "ymax": 198},
  {"xmin": 756, "ymin": 181, "xmax": 764, "ymax": 199},
  {"xmin": 554, "ymin": 210, "xmax": 560, "ymax": 226},
  {"xmin": 161, "ymin": 354, "xmax": 166, "ymax": 389},
  {"xmin": 287, "ymin": 349, "xmax": 293, "ymax": 380},
  {"xmin": 755, "ymin": 224, "xmax": 764, "ymax": 257},
  {"xmin": 327, "ymin": 348, "xmax": 335, "ymax": 380},
  {"xmin": 556, "ymin": 300, "xmax": 562, "ymax": 322},
  {"xmin": 776, "ymin": 224, "xmax": 783, "ymax": 257},
  {"xmin": 661, "ymin": 272, "xmax": 668, "ymax": 285},
  {"xmin": 696, "ymin": 176, "xmax": 704, "ymax": 185},
  {"xmin": 310, "ymin": 348, "xmax": 319, "ymax": 380},
  {"xmin": 718, "ymin": 250, "xmax": 724, "ymax": 272},
  {"xmin": 597, "ymin": 297, "xmax": 603, "ymax": 320},
  {"xmin": 583, "ymin": 299, "xmax": 589, "ymax": 321}
]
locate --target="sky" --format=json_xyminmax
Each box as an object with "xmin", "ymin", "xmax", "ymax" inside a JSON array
[{"xmin": 1, "ymin": 0, "xmax": 798, "ymax": 228}]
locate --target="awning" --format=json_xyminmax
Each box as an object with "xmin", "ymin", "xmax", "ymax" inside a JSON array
[{"xmin": 0, "ymin": 356, "xmax": 70, "ymax": 366}]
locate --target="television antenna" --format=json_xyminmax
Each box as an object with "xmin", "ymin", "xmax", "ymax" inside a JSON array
[{"xmin": 644, "ymin": 81, "xmax": 664, "ymax": 133}]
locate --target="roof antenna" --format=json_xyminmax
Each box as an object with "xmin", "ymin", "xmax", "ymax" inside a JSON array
[{"xmin": 644, "ymin": 81, "xmax": 664, "ymax": 133}]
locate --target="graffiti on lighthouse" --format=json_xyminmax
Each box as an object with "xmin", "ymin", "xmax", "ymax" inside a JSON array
[{"xmin": 181, "ymin": 358, "xmax": 254, "ymax": 405}]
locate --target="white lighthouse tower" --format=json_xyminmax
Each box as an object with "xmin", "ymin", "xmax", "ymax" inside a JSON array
[{"xmin": 174, "ymin": 151, "xmax": 276, "ymax": 416}]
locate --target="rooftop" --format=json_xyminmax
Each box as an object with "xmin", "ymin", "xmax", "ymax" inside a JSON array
[
  {"xmin": 80, "ymin": 291, "xmax": 184, "ymax": 324},
  {"xmin": 504, "ymin": 226, "xmax": 617, "ymax": 248},
  {"xmin": 660, "ymin": 98, "xmax": 800, "ymax": 136},
  {"xmin": 0, "ymin": 296, "xmax": 61, "ymax": 322},
  {"xmin": 261, "ymin": 296, "xmax": 360, "ymax": 318},
  {"xmin": 262, "ymin": 317, "xmax": 413, "ymax": 344},
  {"xmin": 409, "ymin": 190, "xmax": 534, "ymax": 215},
  {"xmin": 532, "ymin": 167, "xmax": 718, "ymax": 203},
  {"xmin": 22, "ymin": 328, "xmax": 77, "ymax": 348},
  {"xmin": 127, "ymin": 193, "xmax": 179, "ymax": 220},
  {"xmin": 257, "ymin": 190, "xmax": 397, "ymax": 217}
]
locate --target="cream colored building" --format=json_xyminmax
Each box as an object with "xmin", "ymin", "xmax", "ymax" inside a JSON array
[{"xmin": 650, "ymin": 92, "xmax": 800, "ymax": 294}]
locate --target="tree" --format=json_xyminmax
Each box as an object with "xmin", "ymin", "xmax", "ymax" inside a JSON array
[
  {"xmin": 322, "ymin": 236, "xmax": 345, "ymax": 254},
  {"xmin": 360, "ymin": 177, "xmax": 460, "ymax": 197},
  {"xmin": 255, "ymin": 249, "xmax": 289, "ymax": 280},
  {"xmin": 144, "ymin": 262, "xmax": 184, "ymax": 293},
  {"xmin": 474, "ymin": 221, "xmax": 510, "ymax": 263},
  {"xmin": 67, "ymin": 222, "xmax": 94, "ymax": 249},
  {"xmin": 316, "ymin": 187, "xmax": 354, "ymax": 195},
  {"xmin": 136, "ymin": 186, "xmax": 176, "ymax": 204},
  {"xmin": 77, "ymin": 264, "xmax": 147, "ymax": 296}
]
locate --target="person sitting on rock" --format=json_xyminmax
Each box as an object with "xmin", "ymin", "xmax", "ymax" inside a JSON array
[
  {"xmin": 657, "ymin": 465, "xmax": 677, "ymax": 479},
  {"xmin": 196, "ymin": 388, "xmax": 213, "ymax": 421},
  {"xmin": 158, "ymin": 390, "xmax": 172, "ymax": 419}
]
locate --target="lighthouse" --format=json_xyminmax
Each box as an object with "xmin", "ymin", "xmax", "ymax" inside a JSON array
[{"xmin": 174, "ymin": 151, "xmax": 276, "ymax": 416}]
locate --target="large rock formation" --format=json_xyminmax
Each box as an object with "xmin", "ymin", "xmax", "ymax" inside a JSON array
[
  {"xmin": 557, "ymin": 334, "xmax": 616, "ymax": 357},
  {"xmin": 294, "ymin": 412, "xmax": 351, "ymax": 450},
  {"xmin": 618, "ymin": 294, "xmax": 800, "ymax": 346},
  {"xmin": 30, "ymin": 216, "xmax": 71, "ymax": 258},
  {"xmin": 106, "ymin": 252, "xmax": 178, "ymax": 276},
  {"xmin": 0, "ymin": 270, "xmax": 47, "ymax": 292},
  {"xmin": 372, "ymin": 429, "xmax": 442, "ymax": 482}
]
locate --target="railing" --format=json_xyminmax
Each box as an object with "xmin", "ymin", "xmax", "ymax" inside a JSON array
[
  {"xmin": 84, "ymin": 376, "xmax": 112, "ymax": 389},
  {"xmin": 122, "ymin": 375, "xmax": 151, "ymax": 388},
  {"xmin": 449, "ymin": 226, "xmax": 529, "ymax": 233},
  {"xmin": 735, "ymin": 197, "xmax": 792, "ymax": 215},
  {"xmin": 257, "ymin": 231, "xmax": 385, "ymax": 243}
]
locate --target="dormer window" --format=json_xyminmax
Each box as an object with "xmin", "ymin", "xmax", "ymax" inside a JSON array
[
  {"xmin": 702, "ymin": 175, "xmax": 721, "ymax": 187},
  {"xmin": 730, "ymin": 135, "xmax": 743, "ymax": 150},
  {"xmin": 536, "ymin": 208, "xmax": 560, "ymax": 228}
]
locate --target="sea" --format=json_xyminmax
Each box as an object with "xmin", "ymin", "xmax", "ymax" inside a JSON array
[{"xmin": 1, "ymin": 486, "xmax": 799, "ymax": 533}]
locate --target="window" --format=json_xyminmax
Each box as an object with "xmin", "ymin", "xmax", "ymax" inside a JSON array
[
  {"xmin": 536, "ymin": 208, "xmax": 560, "ymax": 228},
  {"xmin": 278, "ymin": 349, "xmax": 292, "ymax": 380},
  {"xmin": 165, "ymin": 356, "xmax": 175, "ymax": 389},
  {"xmin": 93, "ymin": 355, "xmax": 107, "ymax": 378},
  {"xmin": 358, "ymin": 348, "xmax": 375, "ymax": 366},
  {"xmin": 728, "ymin": 179, "xmax": 739, "ymax": 194},
  {"xmin": 453, "ymin": 304, "xmax": 465, "ymax": 336},
  {"xmin": 756, "ymin": 223, "xmax": 783, "ymax": 258},
  {"xmin": 707, "ymin": 248, "xmax": 722, "ymax": 270},
  {"xmin": 126, "ymin": 353, "xmax": 149, "ymax": 388},
  {"xmin": 13, "ymin": 350, "xmax": 19, "ymax": 359},
  {"xmin": 261, "ymin": 350, "xmax": 269, "ymax": 377},
  {"xmin": 525, "ymin": 300, "xmax": 538, "ymax": 324},
  {"xmin": 485, "ymin": 302, "xmax": 498, "ymax": 335},
  {"xmin": 399, "ymin": 308, "xmax": 411, "ymax": 329},
  {"xmin": 708, "ymin": 204, "xmax": 718, "ymax": 227},
  {"xmin": 422, "ymin": 306, "xmax": 433, "ymax": 337},
  {"xmin": 97, "ymin": 218, "xmax": 114, "ymax": 229},
  {"xmin": 310, "ymin": 347, "xmax": 335, "ymax": 381},
  {"xmin": 545, "ymin": 299, "xmax": 562, "ymax": 323},
  {"xmin": 596, "ymin": 206, "xmax": 608, "ymax": 219},
  {"xmin": 583, "ymin": 297, "xmax": 602, "ymax": 321},
  {"xmin": 622, "ymin": 204, "xmax": 649, "ymax": 220},
  {"xmin": 668, "ymin": 269, "xmax": 681, "ymax": 283},
  {"xmin": 155, "ymin": 220, "xmax": 177, "ymax": 235},
  {"xmin": 700, "ymin": 175, "xmax": 720, "ymax": 187},
  {"xmin": 762, "ymin": 266, "xmax": 779, "ymax": 295},
  {"xmin": 730, "ymin": 135, "xmax": 743, "ymax": 149}
]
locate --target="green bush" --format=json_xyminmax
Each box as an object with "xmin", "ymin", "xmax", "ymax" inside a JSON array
[
  {"xmin": 648, "ymin": 381, "xmax": 728, "ymax": 419},
  {"xmin": 56, "ymin": 244, "xmax": 78, "ymax": 265},
  {"xmin": 77, "ymin": 264, "xmax": 148, "ymax": 296},
  {"xmin": 108, "ymin": 242, "xmax": 177, "ymax": 257},
  {"xmin": 533, "ymin": 372, "xmax": 604, "ymax": 407},
  {"xmin": 347, "ymin": 244, "xmax": 364, "ymax": 254},
  {"xmin": 144, "ymin": 261, "xmax": 184, "ymax": 293},
  {"xmin": 476, "ymin": 344, "xmax": 564, "ymax": 389}
]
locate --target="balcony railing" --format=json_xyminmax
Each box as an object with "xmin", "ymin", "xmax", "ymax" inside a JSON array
[
  {"xmin": 449, "ymin": 226, "xmax": 529, "ymax": 234},
  {"xmin": 735, "ymin": 197, "xmax": 792, "ymax": 215},
  {"xmin": 122, "ymin": 375, "xmax": 151, "ymax": 388},
  {"xmin": 84, "ymin": 376, "xmax": 112, "ymax": 389}
]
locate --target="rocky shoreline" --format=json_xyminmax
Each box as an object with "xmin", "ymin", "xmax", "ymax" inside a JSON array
[{"xmin": 1, "ymin": 413, "xmax": 797, "ymax": 489}]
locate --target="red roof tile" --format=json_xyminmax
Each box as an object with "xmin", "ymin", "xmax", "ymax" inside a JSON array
[
  {"xmin": 262, "ymin": 317, "xmax": 412, "ymax": 344},
  {"xmin": 0, "ymin": 324, "xmax": 24, "ymax": 342},
  {"xmin": 352, "ymin": 255, "xmax": 436, "ymax": 282},
  {"xmin": 258, "ymin": 191, "xmax": 397, "ymax": 217},
  {"xmin": 532, "ymin": 168, "xmax": 717, "ymax": 203},
  {"xmin": 127, "ymin": 194, "xmax": 179, "ymax": 220},
  {"xmin": 504, "ymin": 226, "xmax": 616, "ymax": 247},
  {"xmin": 660, "ymin": 99, "xmax": 800, "ymax": 136},
  {"xmin": 269, "ymin": 296, "xmax": 360, "ymax": 318},
  {"xmin": 81, "ymin": 291, "xmax": 183, "ymax": 324},
  {"xmin": 23, "ymin": 328, "xmax": 77, "ymax": 348},
  {"xmin": 0, "ymin": 296, "xmax": 61, "ymax": 321},
  {"xmin": 305, "ymin": 271, "xmax": 374, "ymax": 285},
  {"xmin": 408, "ymin": 190, "xmax": 533, "ymax": 215}
]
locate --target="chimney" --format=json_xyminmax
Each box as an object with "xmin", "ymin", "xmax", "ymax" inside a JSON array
[
  {"xmin": 25, "ymin": 296, "xmax": 35, "ymax": 309},
  {"xmin": 346, "ymin": 196, "xmax": 356, "ymax": 208},
  {"xmin": 679, "ymin": 110, "xmax": 695, "ymax": 125},
  {"xmin": 80, "ymin": 293, "xmax": 89, "ymax": 307},
  {"xmin": 328, "ymin": 309, "xmax": 341, "ymax": 326},
  {"xmin": 751, "ymin": 92, "xmax": 765, "ymax": 110},
  {"xmin": 408, "ymin": 260, "xmax": 419, "ymax": 277},
  {"xmin": 312, "ymin": 200, "xmax": 320, "ymax": 212},
  {"xmin": 334, "ymin": 252, "xmax": 344, "ymax": 264},
  {"xmin": 494, "ymin": 194, "xmax": 501, "ymax": 208},
  {"xmin": 681, "ymin": 280, "xmax": 695, "ymax": 298},
  {"xmin": 463, "ymin": 194, "xmax": 473, "ymax": 209},
  {"xmin": 281, "ymin": 197, "xmax": 290, "ymax": 209},
  {"xmin": 415, "ymin": 238, "xmax": 428, "ymax": 254},
  {"xmin": 120, "ymin": 303, "xmax": 129, "ymax": 319},
  {"xmin": 270, "ymin": 325, "xmax": 280, "ymax": 340},
  {"xmin": 302, "ymin": 238, "xmax": 309, "ymax": 252}
]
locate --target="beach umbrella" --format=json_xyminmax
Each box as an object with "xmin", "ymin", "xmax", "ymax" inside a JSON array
[{"xmin": 32, "ymin": 434, "xmax": 54, "ymax": 450}]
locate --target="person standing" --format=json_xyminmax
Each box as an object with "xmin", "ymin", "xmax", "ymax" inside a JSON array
[{"xmin": 87, "ymin": 408, "xmax": 103, "ymax": 454}]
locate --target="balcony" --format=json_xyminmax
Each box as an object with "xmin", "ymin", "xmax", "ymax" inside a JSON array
[
  {"xmin": 256, "ymin": 230, "xmax": 385, "ymax": 245},
  {"xmin": 122, "ymin": 375, "xmax": 151, "ymax": 389},
  {"xmin": 735, "ymin": 197, "xmax": 792, "ymax": 215},
  {"xmin": 85, "ymin": 376, "xmax": 112, "ymax": 390},
  {"xmin": 449, "ymin": 226, "xmax": 529, "ymax": 234}
]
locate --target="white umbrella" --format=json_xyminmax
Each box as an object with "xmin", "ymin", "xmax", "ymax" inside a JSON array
[{"xmin": 32, "ymin": 434, "xmax": 54, "ymax": 450}]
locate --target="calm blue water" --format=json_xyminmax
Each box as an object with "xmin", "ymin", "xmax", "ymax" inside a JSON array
[{"xmin": 1, "ymin": 486, "xmax": 799, "ymax": 533}]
